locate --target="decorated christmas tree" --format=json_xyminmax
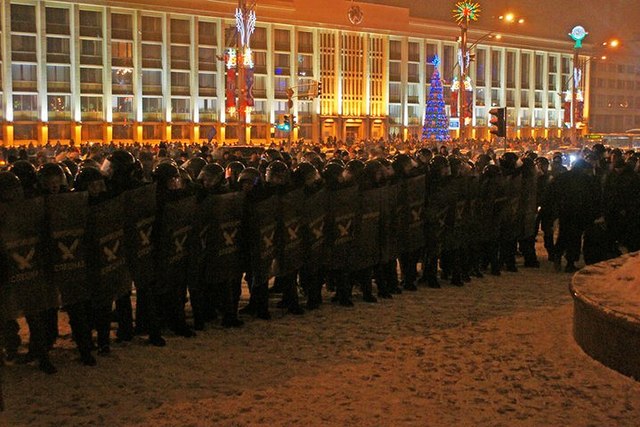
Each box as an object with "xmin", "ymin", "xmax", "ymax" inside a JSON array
[{"xmin": 422, "ymin": 56, "xmax": 451, "ymax": 142}]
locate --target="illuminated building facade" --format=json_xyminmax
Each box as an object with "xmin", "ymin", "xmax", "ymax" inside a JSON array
[{"xmin": 0, "ymin": 0, "xmax": 586, "ymax": 145}]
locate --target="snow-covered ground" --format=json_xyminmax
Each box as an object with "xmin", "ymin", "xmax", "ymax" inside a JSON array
[{"xmin": 2, "ymin": 252, "xmax": 640, "ymax": 426}]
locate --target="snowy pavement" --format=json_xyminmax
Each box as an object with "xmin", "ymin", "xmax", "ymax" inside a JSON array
[{"xmin": 2, "ymin": 255, "xmax": 640, "ymax": 426}]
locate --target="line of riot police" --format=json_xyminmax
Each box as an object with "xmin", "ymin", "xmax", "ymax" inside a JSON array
[{"xmin": 1, "ymin": 143, "xmax": 639, "ymax": 375}]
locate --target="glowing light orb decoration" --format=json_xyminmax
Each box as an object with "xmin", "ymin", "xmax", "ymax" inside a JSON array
[
  {"xmin": 452, "ymin": 1, "xmax": 481, "ymax": 25},
  {"xmin": 569, "ymin": 25, "xmax": 588, "ymax": 48}
]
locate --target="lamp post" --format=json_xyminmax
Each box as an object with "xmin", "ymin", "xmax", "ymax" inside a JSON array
[
  {"xmin": 569, "ymin": 25, "xmax": 587, "ymax": 144},
  {"xmin": 452, "ymin": 2, "xmax": 481, "ymax": 141},
  {"xmin": 234, "ymin": 0, "xmax": 256, "ymax": 145}
]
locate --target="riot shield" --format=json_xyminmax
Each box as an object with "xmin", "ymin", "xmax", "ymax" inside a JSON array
[
  {"xmin": 250, "ymin": 195, "xmax": 278, "ymax": 283},
  {"xmin": 425, "ymin": 183, "xmax": 451, "ymax": 254},
  {"xmin": 380, "ymin": 183, "xmax": 399, "ymax": 263},
  {"xmin": 123, "ymin": 184, "xmax": 156, "ymax": 290},
  {"xmin": 352, "ymin": 187, "xmax": 382, "ymax": 270},
  {"xmin": 301, "ymin": 190, "xmax": 327, "ymax": 270},
  {"xmin": 206, "ymin": 192, "xmax": 245, "ymax": 282},
  {"xmin": 0, "ymin": 198, "xmax": 57, "ymax": 320},
  {"xmin": 277, "ymin": 189, "xmax": 305, "ymax": 275},
  {"xmin": 156, "ymin": 196, "xmax": 197, "ymax": 295},
  {"xmin": 326, "ymin": 186, "xmax": 358, "ymax": 270},
  {"xmin": 47, "ymin": 192, "xmax": 89, "ymax": 305},
  {"xmin": 88, "ymin": 195, "xmax": 131, "ymax": 303},
  {"xmin": 405, "ymin": 175, "xmax": 427, "ymax": 252}
]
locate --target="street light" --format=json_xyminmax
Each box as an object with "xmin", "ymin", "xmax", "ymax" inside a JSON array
[{"xmin": 452, "ymin": 1, "xmax": 481, "ymax": 140}]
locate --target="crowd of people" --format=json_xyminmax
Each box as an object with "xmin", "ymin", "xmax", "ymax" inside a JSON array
[{"xmin": 0, "ymin": 138, "xmax": 639, "ymax": 377}]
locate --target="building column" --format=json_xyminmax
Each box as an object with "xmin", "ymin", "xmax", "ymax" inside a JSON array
[
  {"xmin": 1, "ymin": 0, "xmax": 14, "ymax": 145},
  {"xmin": 36, "ymin": 1, "xmax": 47, "ymax": 144}
]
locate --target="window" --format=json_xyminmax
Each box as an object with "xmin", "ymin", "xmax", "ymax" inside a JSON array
[
  {"xmin": 79, "ymin": 10, "xmax": 102, "ymax": 38},
  {"xmin": 535, "ymin": 54, "xmax": 544, "ymax": 90},
  {"xmin": 274, "ymin": 29, "xmax": 290, "ymax": 51},
  {"xmin": 46, "ymin": 7, "xmax": 69, "ymax": 35},
  {"xmin": 48, "ymin": 95, "xmax": 71, "ymax": 120},
  {"xmin": 112, "ymin": 68, "xmax": 133, "ymax": 94},
  {"xmin": 81, "ymin": 68, "xmax": 102, "ymax": 84},
  {"xmin": 171, "ymin": 98, "xmax": 190, "ymax": 121},
  {"xmin": 199, "ymin": 21, "xmax": 216, "ymax": 46},
  {"xmin": 520, "ymin": 90, "xmax": 530, "ymax": 107},
  {"xmin": 408, "ymin": 42, "xmax": 420, "ymax": 62},
  {"xmin": 408, "ymin": 63, "xmax": 419, "ymax": 83},
  {"xmin": 476, "ymin": 88, "xmax": 485, "ymax": 106},
  {"xmin": 47, "ymin": 65, "xmax": 71, "ymax": 92},
  {"xmin": 199, "ymin": 47, "xmax": 216, "ymax": 71},
  {"xmin": 198, "ymin": 98, "xmax": 217, "ymax": 122},
  {"xmin": 171, "ymin": 72, "xmax": 190, "ymax": 95},
  {"xmin": 112, "ymin": 41, "xmax": 133, "ymax": 67},
  {"xmin": 476, "ymin": 48, "xmax": 487, "ymax": 86},
  {"xmin": 47, "ymin": 37, "xmax": 70, "ymax": 63},
  {"xmin": 297, "ymin": 54, "xmax": 312, "ymax": 75},
  {"xmin": 141, "ymin": 16, "xmax": 162, "ymax": 42},
  {"xmin": 426, "ymin": 43, "xmax": 437, "ymax": 77},
  {"xmin": 142, "ymin": 97, "xmax": 163, "ymax": 121},
  {"xmin": 390, "ymin": 40, "xmax": 401, "ymax": 60},
  {"xmin": 12, "ymin": 64, "xmax": 37, "ymax": 91},
  {"xmin": 11, "ymin": 4, "xmax": 36, "ymax": 33},
  {"xmin": 506, "ymin": 51, "xmax": 516, "ymax": 88},
  {"xmin": 143, "ymin": 125, "xmax": 162, "ymax": 139},
  {"xmin": 389, "ymin": 83, "xmax": 401, "ymax": 103},
  {"xmin": 521, "ymin": 53, "xmax": 531, "ymax": 89},
  {"xmin": 171, "ymin": 19, "xmax": 190, "ymax": 44},
  {"xmin": 252, "ymin": 27, "xmax": 267, "ymax": 49},
  {"xmin": 81, "ymin": 96, "xmax": 103, "ymax": 121},
  {"xmin": 111, "ymin": 13, "xmax": 133, "ymax": 40},
  {"xmin": 389, "ymin": 62, "xmax": 401, "ymax": 81},
  {"xmin": 12, "ymin": 35, "xmax": 36, "ymax": 61},
  {"xmin": 142, "ymin": 43, "xmax": 162, "ymax": 68},
  {"xmin": 81, "ymin": 40, "xmax": 102, "ymax": 65},
  {"xmin": 388, "ymin": 104, "xmax": 402, "ymax": 124},
  {"xmin": 13, "ymin": 94, "xmax": 39, "ymax": 120},
  {"xmin": 112, "ymin": 96, "xmax": 133, "ymax": 121},
  {"xmin": 171, "ymin": 45, "xmax": 190, "ymax": 69},
  {"xmin": 275, "ymin": 53, "xmax": 290, "ymax": 74},
  {"xmin": 142, "ymin": 70, "xmax": 162, "ymax": 95},
  {"xmin": 298, "ymin": 31, "xmax": 313, "ymax": 53},
  {"xmin": 491, "ymin": 49, "xmax": 501, "ymax": 88},
  {"xmin": 198, "ymin": 73, "xmax": 216, "ymax": 96},
  {"xmin": 443, "ymin": 45, "xmax": 455, "ymax": 82}
]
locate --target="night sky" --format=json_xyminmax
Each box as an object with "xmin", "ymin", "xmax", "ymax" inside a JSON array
[{"xmin": 363, "ymin": 0, "xmax": 640, "ymax": 54}]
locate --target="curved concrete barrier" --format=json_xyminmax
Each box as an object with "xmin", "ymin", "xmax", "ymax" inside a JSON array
[{"xmin": 570, "ymin": 252, "xmax": 640, "ymax": 380}]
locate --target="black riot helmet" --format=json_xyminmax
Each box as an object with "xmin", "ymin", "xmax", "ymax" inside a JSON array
[
  {"xmin": 301, "ymin": 151, "xmax": 325, "ymax": 172},
  {"xmin": 392, "ymin": 153, "xmax": 416, "ymax": 177},
  {"xmin": 322, "ymin": 162, "xmax": 344, "ymax": 190},
  {"xmin": 101, "ymin": 149, "xmax": 136, "ymax": 180},
  {"xmin": 73, "ymin": 166, "xmax": 104, "ymax": 191},
  {"xmin": 363, "ymin": 159, "xmax": 385, "ymax": 186},
  {"xmin": 182, "ymin": 157, "xmax": 208, "ymax": 181},
  {"xmin": 292, "ymin": 162, "xmax": 321, "ymax": 188},
  {"xmin": 475, "ymin": 154, "xmax": 493, "ymax": 172},
  {"xmin": 447, "ymin": 155, "xmax": 463, "ymax": 177},
  {"xmin": 429, "ymin": 155, "xmax": 450, "ymax": 177},
  {"xmin": 237, "ymin": 167, "xmax": 262, "ymax": 192},
  {"xmin": 481, "ymin": 164, "xmax": 501, "ymax": 179},
  {"xmin": 344, "ymin": 159, "xmax": 365, "ymax": 183},
  {"xmin": 37, "ymin": 163, "xmax": 68, "ymax": 194},
  {"xmin": 261, "ymin": 148, "xmax": 283, "ymax": 164},
  {"xmin": 265, "ymin": 160, "xmax": 289, "ymax": 185},
  {"xmin": 74, "ymin": 166, "xmax": 107, "ymax": 198},
  {"xmin": 499, "ymin": 152, "xmax": 520, "ymax": 172},
  {"xmin": 152, "ymin": 162, "xmax": 183, "ymax": 191},
  {"xmin": 225, "ymin": 161, "xmax": 245, "ymax": 190},
  {"xmin": 197, "ymin": 163, "xmax": 225, "ymax": 190},
  {"xmin": 0, "ymin": 171, "xmax": 24, "ymax": 202},
  {"xmin": 8, "ymin": 160, "xmax": 37, "ymax": 195}
]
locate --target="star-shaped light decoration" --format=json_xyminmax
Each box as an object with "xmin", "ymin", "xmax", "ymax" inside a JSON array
[
  {"xmin": 431, "ymin": 55, "xmax": 441, "ymax": 67},
  {"xmin": 452, "ymin": 1, "xmax": 481, "ymax": 24}
]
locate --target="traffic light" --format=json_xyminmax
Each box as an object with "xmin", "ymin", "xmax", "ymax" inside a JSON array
[
  {"xmin": 489, "ymin": 107, "xmax": 507, "ymax": 138},
  {"xmin": 316, "ymin": 80, "xmax": 322, "ymax": 97}
]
